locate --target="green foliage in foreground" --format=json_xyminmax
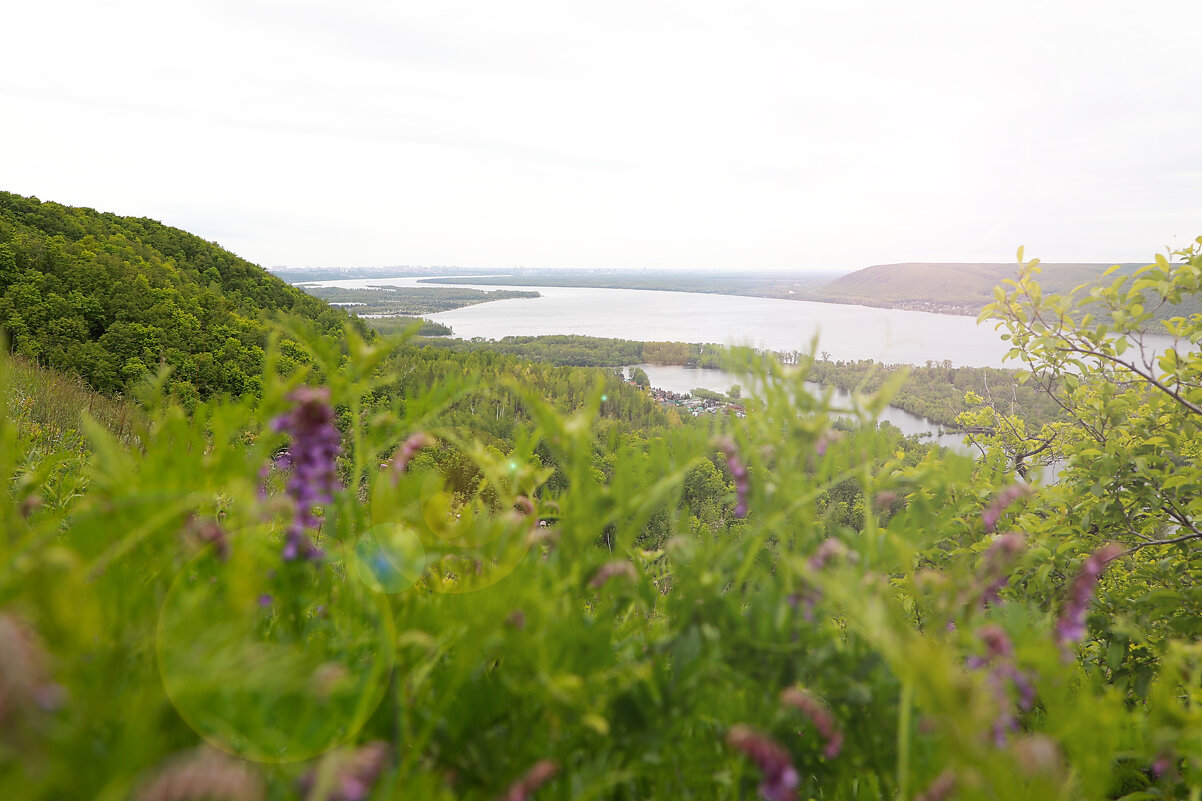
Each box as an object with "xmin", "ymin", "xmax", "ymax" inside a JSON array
[{"xmin": 2, "ymin": 240, "xmax": 1202, "ymax": 801}]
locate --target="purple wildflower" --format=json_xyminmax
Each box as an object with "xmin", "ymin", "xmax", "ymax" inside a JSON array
[
  {"xmin": 781, "ymin": 687, "xmax": 843, "ymax": 759},
  {"xmin": 914, "ymin": 770, "xmax": 956, "ymax": 801},
  {"xmin": 981, "ymin": 484, "xmax": 1031, "ymax": 534},
  {"xmin": 1011, "ymin": 734, "xmax": 1063, "ymax": 778},
  {"xmin": 297, "ymin": 741, "xmax": 389, "ymax": 801},
  {"xmin": 271, "ymin": 386, "xmax": 341, "ymax": 561},
  {"xmin": 0, "ymin": 612, "xmax": 65, "ymax": 734},
  {"xmin": 257, "ymin": 594, "xmax": 273, "ymax": 608},
  {"xmin": 793, "ymin": 539, "xmax": 850, "ymax": 621},
  {"xmin": 814, "ymin": 430, "xmax": 842, "ymax": 457},
  {"xmin": 496, "ymin": 759, "xmax": 558, "ymax": 801},
  {"xmin": 966, "ymin": 624, "xmax": 1036, "ymax": 746},
  {"xmin": 1151, "ymin": 752, "xmax": 1174, "ymax": 780},
  {"xmin": 726, "ymin": 725, "xmax": 799, "ymax": 801},
  {"xmin": 1055, "ymin": 543, "xmax": 1123, "ymax": 650},
  {"xmin": 976, "ymin": 532, "xmax": 1026, "ymax": 606},
  {"xmin": 589, "ymin": 560, "xmax": 637, "ymax": 589},
  {"xmin": 390, "ymin": 432, "xmax": 433, "ymax": 476},
  {"xmin": 718, "ymin": 437, "xmax": 750, "ymax": 518},
  {"xmin": 808, "ymin": 538, "xmax": 848, "ymax": 571},
  {"xmin": 183, "ymin": 516, "xmax": 230, "ymax": 561},
  {"xmin": 135, "ymin": 747, "xmax": 264, "ymax": 801}
]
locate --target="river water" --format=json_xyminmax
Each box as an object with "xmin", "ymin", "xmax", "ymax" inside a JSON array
[
  {"xmin": 306, "ymin": 276, "xmax": 1015, "ymax": 367},
  {"xmin": 303, "ymin": 275, "xmax": 1172, "ymax": 460},
  {"xmin": 632, "ymin": 363, "xmax": 972, "ymax": 452}
]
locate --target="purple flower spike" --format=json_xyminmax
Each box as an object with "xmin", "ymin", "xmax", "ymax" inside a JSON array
[
  {"xmin": 1151, "ymin": 752, "xmax": 1174, "ymax": 780},
  {"xmin": 807, "ymin": 538, "xmax": 848, "ymax": 571},
  {"xmin": 967, "ymin": 624, "xmax": 1036, "ymax": 747},
  {"xmin": 589, "ymin": 560, "xmax": 637, "ymax": 589},
  {"xmin": 497, "ymin": 760, "xmax": 558, "ymax": 801},
  {"xmin": 271, "ymin": 386, "xmax": 341, "ymax": 561},
  {"xmin": 981, "ymin": 484, "xmax": 1031, "ymax": 533},
  {"xmin": 718, "ymin": 437, "xmax": 750, "ymax": 518},
  {"xmin": 390, "ymin": 432, "xmax": 433, "ymax": 476},
  {"xmin": 297, "ymin": 741, "xmax": 389, "ymax": 801},
  {"xmin": 794, "ymin": 539, "xmax": 851, "ymax": 621},
  {"xmin": 726, "ymin": 725, "xmax": 799, "ymax": 801},
  {"xmin": 914, "ymin": 770, "xmax": 956, "ymax": 801},
  {"xmin": 1055, "ymin": 543, "xmax": 1124, "ymax": 650},
  {"xmin": 977, "ymin": 532, "xmax": 1026, "ymax": 606},
  {"xmin": 781, "ymin": 687, "xmax": 843, "ymax": 759},
  {"xmin": 814, "ymin": 430, "xmax": 842, "ymax": 457}
]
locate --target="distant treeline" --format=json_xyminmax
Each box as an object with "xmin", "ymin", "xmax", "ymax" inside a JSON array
[
  {"xmin": 300, "ymin": 285, "xmax": 539, "ymax": 316},
  {"xmin": 366, "ymin": 316, "xmax": 453, "ymax": 337},
  {"xmin": 806, "ymin": 358, "xmax": 1062, "ymax": 428},
  {"xmin": 412, "ymin": 333, "xmax": 1057, "ymax": 429},
  {"xmin": 415, "ymin": 334, "xmax": 727, "ymax": 368}
]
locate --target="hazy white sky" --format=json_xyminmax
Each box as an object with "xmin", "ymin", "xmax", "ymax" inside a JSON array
[{"xmin": 4, "ymin": 0, "xmax": 1200, "ymax": 271}]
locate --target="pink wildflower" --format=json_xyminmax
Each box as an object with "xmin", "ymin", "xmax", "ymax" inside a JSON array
[
  {"xmin": 496, "ymin": 759, "xmax": 558, "ymax": 801},
  {"xmin": 977, "ymin": 532, "xmax": 1025, "ymax": 606},
  {"xmin": 967, "ymin": 624, "xmax": 1036, "ymax": 746},
  {"xmin": 781, "ymin": 687, "xmax": 843, "ymax": 759},
  {"xmin": 135, "ymin": 747, "xmax": 264, "ymax": 801},
  {"xmin": 726, "ymin": 725, "xmax": 799, "ymax": 801},
  {"xmin": 718, "ymin": 437, "xmax": 750, "ymax": 518},
  {"xmin": 391, "ymin": 432, "xmax": 433, "ymax": 475},
  {"xmin": 981, "ymin": 484, "xmax": 1031, "ymax": 533},
  {"xmin": 1055, "ymin": 543, "xmax": 1124, "ymax": 649},
  {"xmin": 914, "ymin": 770, "xmax": 956, "ymax": 801},
  {"xmin": 297, "ymin": 741, "xmax": 390, "ymax": 801},
  {"xmin": 589, "ymin": 560, "xmax": 637, "ymax": 589}
]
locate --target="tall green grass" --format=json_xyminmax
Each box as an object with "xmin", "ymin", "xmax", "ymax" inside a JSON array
[{"xmin": 1, "ymin": 354, "xmax": 142, "ymax": 449}]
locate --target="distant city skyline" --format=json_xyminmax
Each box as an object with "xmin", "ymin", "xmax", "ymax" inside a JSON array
[{"xmin": 5, "ymin": 0, "xmax": 1201, "ymax": 272}]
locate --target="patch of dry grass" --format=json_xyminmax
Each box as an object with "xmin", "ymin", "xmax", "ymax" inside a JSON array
[{"xmin": 2, "ymin": 354, "xmax": 142, "ymax": 449}]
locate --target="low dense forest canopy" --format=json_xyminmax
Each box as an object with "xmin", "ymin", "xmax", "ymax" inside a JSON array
[
  {"xmin": 0, "ymin": 192, "xmax": 356, "ymax": 399},
  {"xmin": 298, "ymin": 285, "xmax": 540, "ymax": 317},
  {"xmin": 3, "ymin": 192, "xmax": 1202, "ymax": 800}
]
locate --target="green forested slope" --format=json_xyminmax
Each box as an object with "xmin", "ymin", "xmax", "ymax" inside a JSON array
[{"xmin": 0, "ymin": 191, "xmax": 355, "ymax": 398}]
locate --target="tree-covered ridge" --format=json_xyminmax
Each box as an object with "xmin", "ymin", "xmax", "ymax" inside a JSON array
[{"xmin": 0, "ymin": 191, "xmax": 357, "ymax": 398}]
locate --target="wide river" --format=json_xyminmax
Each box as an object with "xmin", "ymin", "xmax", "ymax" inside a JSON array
[
  {"xmin": 310, "ymin": 276, "xmax": 1023, "ymax": 366},
  {"xmin": 305, "ymin": 274, "xmax": 1170, "ymax": 462}
]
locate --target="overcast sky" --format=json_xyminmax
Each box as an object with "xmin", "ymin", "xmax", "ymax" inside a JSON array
[{"xmin": 4, "ymin": 0, "xmax": 1200, "ymax": 272}]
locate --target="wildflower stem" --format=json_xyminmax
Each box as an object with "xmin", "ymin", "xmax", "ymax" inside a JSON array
[
  {"xmin": 861, "ymin": 460, "xmax": 878, "ymax": 568},
  {"xmin": 897, "ymin": 678, "xmax": 913, "ymax": 801}
]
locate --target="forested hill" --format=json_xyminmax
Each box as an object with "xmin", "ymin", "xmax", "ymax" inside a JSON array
[
  {"xmin": 0, "ymin": 191, "xmax": 354, "ymax": 399},
  {"xmin": 814, "ymin": 261, "xmax": 1143, "ymax": 314}
]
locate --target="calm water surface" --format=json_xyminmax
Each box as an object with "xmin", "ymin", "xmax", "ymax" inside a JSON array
[
  {"xmin": 309, "ymin": 276, "xmax": 1014, "ymax": 367},
  {"xmin": 634, "ymin": 363, "xmax": 972, "ymax": 452}
]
